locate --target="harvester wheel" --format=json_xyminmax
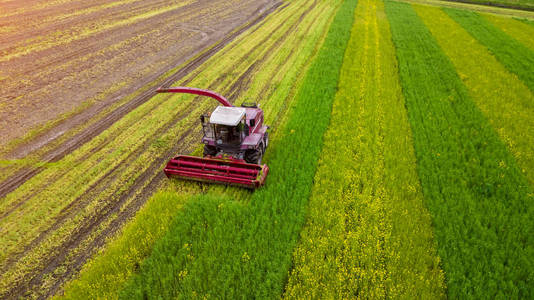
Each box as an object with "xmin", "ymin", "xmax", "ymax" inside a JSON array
[
  {"xmin": 245, "ymin": 148, "xmax": 261, "ymax": 164},
  {"xmin": 203, "ymin": 145, "xmax": 217, "ymax": 157}
]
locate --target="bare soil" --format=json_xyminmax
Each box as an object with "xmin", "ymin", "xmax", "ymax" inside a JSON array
[{"xmin": 0, "ymin": 0, "xmax": 276, "ymax": 150}]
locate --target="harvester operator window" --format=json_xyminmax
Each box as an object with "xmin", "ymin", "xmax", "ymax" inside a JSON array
[
  {"xmin": 201, "ymin": 116, "xmax": 214, "ymax": 138},
  {"xmin": 215, "ymin": 125, "xmax": 229, "ymax": 142}
]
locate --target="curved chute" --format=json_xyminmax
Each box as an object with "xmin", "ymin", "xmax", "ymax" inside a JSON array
[{"xmin": 156, "ymin": 86, "xmax": 233, "ymax": 107}]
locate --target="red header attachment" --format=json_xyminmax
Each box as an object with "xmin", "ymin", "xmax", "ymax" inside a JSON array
[{"xmin": 164, "ymin": 155, "xmax": 269, "ymax": 189}]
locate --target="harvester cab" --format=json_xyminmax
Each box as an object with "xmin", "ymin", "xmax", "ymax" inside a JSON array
[{"xmin": 156, "ymin": 87, "xmax": 269, "ymax": 189}]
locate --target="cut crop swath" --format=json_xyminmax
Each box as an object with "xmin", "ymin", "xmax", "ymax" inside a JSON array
[
  {"xmin": 118, "ymin": 0, "xmax": 357, "ymax": 298},
  {"xmin": 444, "ymin": 8, "xmax": 534, "ymax": 92},
  {"xmin": 386, "ymin": 1, "xmax": 534, "ymax": 298}
]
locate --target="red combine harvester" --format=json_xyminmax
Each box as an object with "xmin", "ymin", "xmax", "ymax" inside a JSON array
[{"xmin": 156, "ymin": 87, "xmax": 269, "ymax": 189}]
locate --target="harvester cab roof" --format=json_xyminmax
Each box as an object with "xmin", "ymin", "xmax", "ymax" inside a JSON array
[{"xmin": 209, "ymin": 106, "xmax": 246, "ymax": 126}]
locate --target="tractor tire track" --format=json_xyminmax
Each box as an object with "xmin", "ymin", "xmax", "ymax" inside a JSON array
[
  {"xmin": 5, "ymin": 31, "xmax": 284, "ymax": 272},
  {"xmin": 0, "ymin": 2, "xmax": 282, "ymax": 201},
  {"xmin": 0, "ymin": 0, "xmax": 287, "ymax": 212},
  {"xmin": 1, "ymin": 5, "xmax": 297, "ymax": 270},
  {"xmin": 0, "ymin": 0, "xmax": 169, "ymax": 50},
  {"xmin": 5, "ymin": 126, "xmax": 197, "ymax": 299},
  {"xmin": 0, "ymin": 94, "xmax": 183, "ymax": 274},
  {"xmin": 0, "ymin": 0, "xmax": 220, "ymax": 101},
  {"xmin": 0, "ymin": 0, "xmax": 275, "ymax": 149},
  {"xmin": 0, "ymin": 3, "xmax": 279, "ymax": 236}
]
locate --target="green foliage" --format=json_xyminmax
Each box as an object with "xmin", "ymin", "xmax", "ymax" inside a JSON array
[
  {"xmin": 385, "ymin": 1, "xmax": 534, "ymax": 298},
  {"xmin": 415, "ymin": 5, "xmax": 534, "ymax": 186},
  {"xmin": 284, "ymin": 0, "xmax": 445, "ymax": 298},
  {"xmin": 444, "ymin": 8, "xmax": 534, "ymax": 92},
  {"xmin": 484, "ymin": 14, "xmax": 534, "ymax": 51},
  {"xmin": 118, "ymin": 0, "xmax": 357, "ymax": 298},
  {"xmin": 460, "ymin": 0, "xmax": 534, "ymax": 10},
  {"xmin": 442, "ymin": 0, "xmax": 534, "ymax": 10},
  {"xmin": 518, "ymin": 17, "xmax": 534, "ymax": 26},
  {"xmin": 58, "ymin": 192, "xmax": 189, "ymax": 299}
]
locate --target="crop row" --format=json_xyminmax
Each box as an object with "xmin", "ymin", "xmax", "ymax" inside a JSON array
[
  {"xmin": 437, "ymin": 0, "xmax": 534, "ymax": 10},
  {"xmin": 385, "ymin": 1, "xmax": 533, "ymax": 297},
  {"xmin": 284, "ymin": 0, "xmax": 445, "ymax": 298},
  {"xmin": 414, "ymin": 5, "xmax": 534, "ymax": 187},
  {"xmin": 483, "ymin": 14, "xmax": 534, "ymax": 51},
  {"xmin": 56, "ymin": 0, "xmax": 345, "ymax": 298},
  {"xmin": 444, "ymin": 8, "xmax": 534, "ymax": 92},
  {"xmin": 115, "ymin": 0, "xmax": 356, "ymax": 298}
]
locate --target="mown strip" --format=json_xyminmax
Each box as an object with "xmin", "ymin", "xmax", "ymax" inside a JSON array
[
  {"xmin": 415, "ymin": 5, "xmax": 534, "ymax": 186},
  {"xmin": 484, "ymin": 14, "xmax": 534, "ymax": 50},
  {"xmin": 283, "ymin": 0, "xmax": 445, "ymax": 298},
  {"xmin": 443, "ymin": 8, "xmax": 534, "ymax": 92},
  {"xmin": 55, "ymin": 0, "xmax": 340, "ymax": 298},
  {"xmin": 118, "ymin": 0, "xmax": 356, "ymax": 298},
  {"xmin": 385, "ymin": 1, "xmax": 534, "ymax": 298}
]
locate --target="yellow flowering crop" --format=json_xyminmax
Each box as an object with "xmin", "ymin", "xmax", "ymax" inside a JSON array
[{"xmin": 284, "ymin": 1, "xmax": 445, "ymax": 298}]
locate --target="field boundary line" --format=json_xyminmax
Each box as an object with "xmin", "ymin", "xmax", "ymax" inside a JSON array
[{"xmin": 392, "ymin": 0, "xmax": 534, "ymax": 19}]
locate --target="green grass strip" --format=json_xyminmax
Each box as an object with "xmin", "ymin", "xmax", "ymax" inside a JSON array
[
  {"xmin": 484, "ymin": 14, "xmax": 534, "ymax": 51},
  {"xmin": 56, "ymin": 192, "xmax": 190, "ymax": 299},
  {"xmin": 415, "ymin": 5, "xmax": 534, "ymax": 186},
  {"xmin": 518, "ymin": 17, "xmax": 534, "ymax": 26},
  {"xmin": 440, "ymin": 0, "xmax": 534, "ymax": 11},
  {"xmin": 118, "ymin": 0, "xmax": 357, "ymax": 298},
  {"xmin": 283, "ymin": 0, "xmax": 445, "ymax": 298},
  {"xmin": 444, "ymin": 8, "xmax": 534, "ymax": 92},
  {"xmin": 385, "ymin": 1, "xmax": 534, "ymax": 298}
]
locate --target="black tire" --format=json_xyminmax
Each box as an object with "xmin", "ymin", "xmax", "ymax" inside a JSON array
[
  {"xmin": 203, "ymin": 145, "xmax": 217, "ymax": 157},
  {"xmin": 245, "ymin": 149, "xmax": 261, "ymax": 164}
]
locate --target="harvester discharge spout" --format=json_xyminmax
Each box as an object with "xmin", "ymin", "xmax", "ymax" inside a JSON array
[
  {"xmin": 157, "ymin": 86, "xmax": 233, "ymax": 107},
  {"xmin": 157, "ymin": 86, "xmax": 270, "ymax": 189}
]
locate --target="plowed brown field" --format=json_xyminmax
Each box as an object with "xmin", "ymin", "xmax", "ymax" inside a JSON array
[{"xmin": 0, "ymin": 0, "xmax": 274, "ymax": 149}]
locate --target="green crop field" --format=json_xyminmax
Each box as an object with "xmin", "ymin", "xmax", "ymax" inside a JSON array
[
  {"xmin": 441, "ymin": 0, "xmax": 534, "ymax": 11},
  {"xmin": 0, "ymin": 0, "xmax": 533, "ymax": 298}
]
